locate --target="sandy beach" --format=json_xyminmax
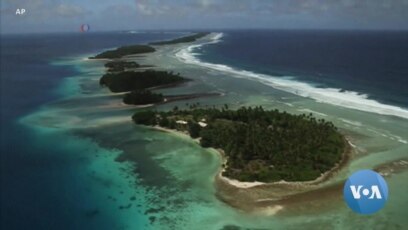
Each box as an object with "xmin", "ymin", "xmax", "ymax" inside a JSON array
[{"xmin": 143, "ymin": 123, "xmax": 353, "ymax": 214}]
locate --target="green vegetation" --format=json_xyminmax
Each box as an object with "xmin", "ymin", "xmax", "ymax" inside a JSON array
[
  {"xmin": 105, "ymin": 61, "xmax": 140, "ymax": 72},
  {"xmin": 100, "ymin": 70, "xmax": 188, "ymax": 93},
  {"xmin": 132, "ymin": 106, "xmax": 346, "ymax": 182},
  {"xmin": 91, "ymin": 45, "xmax": 155, "ymax": 59},
  {"xmin": 123, "ymin": 89, "xmax": 164, "ymax": 105},
  {"xmin": 149, "ymin": 32, "xmax": 210, "ymax": 45},
  {"xmin": 92, "ymin": 34, "xmax": 210, "ymax": 106}
]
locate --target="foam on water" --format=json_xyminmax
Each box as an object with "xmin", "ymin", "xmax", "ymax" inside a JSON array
[
  {"xmin": 176, "ymin": 33, "xmax": 408, "ymax": 120},
  {"xmin": 339, "ymin": 118, "xmax": 363, "ymax": 127}
]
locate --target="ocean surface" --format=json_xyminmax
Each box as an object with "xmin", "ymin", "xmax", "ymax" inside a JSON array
[
  {"xmin": 0, "ymin": 31, "xmax": 187, "ymax": 230},
  {"xmin": 194, "ymin": 30, "xmax": 408, "ymax": 118},
  {"xmin": 1, "ymin": 30, "xmax": 408, "ymax": 229}
]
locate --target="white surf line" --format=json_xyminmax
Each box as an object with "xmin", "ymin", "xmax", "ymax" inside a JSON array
[
  {"xmin": 339, "ymin": 118, "xmax": 363, "ymax": 127},
  {"xmin": 175, "ymin": 33, "xmax": 408, "ymax": 120}
]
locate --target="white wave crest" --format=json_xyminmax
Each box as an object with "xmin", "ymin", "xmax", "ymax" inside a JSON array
[{"xmin": 175, "ymin": 33, "xmax": 408, "ymax": 120}]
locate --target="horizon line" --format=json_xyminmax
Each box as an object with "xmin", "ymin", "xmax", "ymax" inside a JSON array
[{"xmin": 2, "ymin": 27, "xmax": 408, "ymax": 35}]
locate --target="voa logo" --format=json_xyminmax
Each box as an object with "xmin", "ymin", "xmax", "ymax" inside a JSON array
[
  {"xmin": 343, "ymin": 169, "xmax": 388, "ymax": 214},
  {"xmin": 350, "ymin": 185, "xmax": 382, "ymax": 199}
]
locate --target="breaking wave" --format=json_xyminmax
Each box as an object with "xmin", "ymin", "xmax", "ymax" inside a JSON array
[{"xmin": 175, "ymin": 33, "xmax": 408, "ymax": 120}]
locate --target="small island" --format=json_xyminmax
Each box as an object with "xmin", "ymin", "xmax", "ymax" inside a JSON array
[
  {"xmin": 132, "ymin": 106, "xmax": 347, "ymax": 182},
  {"xmin": 91, "ymin": 33, "xmax": 219, "ymax": 106},
  {"xmin": 105, "ymin": 61, "xmax": 140, "ymax": 72},
  {"xmin": 100, "ymin": 70, "xmax": 189, "ymax": 93},
  {"xmin": 90, "ymin": 32, "xmax": 209, "ymax": 59},
  {"xmin": 99, "ymin": 70, "xmax": 193, "ymax": 105},
  {"xmin": 123, "ymin": 89, "xmax": 164, "ymax": 105},
  {"xmin": 93, "ymin": 35, "xmax": 222, "ymax": 106},
  {"xmin": 149, "ymin": 32, "xmax": 210, "ymax": 45},
  {"xmin": 90, "ymin": 45, "xmax": 155, "ymax": 59}
]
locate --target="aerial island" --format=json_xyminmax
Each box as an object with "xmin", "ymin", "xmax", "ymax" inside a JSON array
[
  {"xmin": 90, "ymin": 45, "xmax": 155, "ymax": 59},
  {"xmin": 90, "ymin": 32, "xmax": 209, "ymax": 59},
  {"xmin": 104, "ymin": 61, "xmax": 140, "ymax": 72},
  {"xmin": 92, "ymin": 32, "xmax": 220, "ymax": 106},
  {"xmin": 149, "ymin": 32, "xmax": 210, "ymax": 45},
  {"xmin": 91, "ymin": 32, "xmax": 347, "ymax": 183},
  {"xmin": 132, "ymin": 107, "xmax": 346, "ymax": 182}
]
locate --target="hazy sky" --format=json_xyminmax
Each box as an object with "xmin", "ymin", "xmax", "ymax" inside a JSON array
[{"xmin": 1, "ymin": 0, "xmax": 408, "ymax": 34}]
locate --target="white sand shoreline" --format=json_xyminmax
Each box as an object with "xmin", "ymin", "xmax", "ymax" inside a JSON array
[{"xmin": 148, "ymin": 125, "xmax": 352, "ymax": 190}]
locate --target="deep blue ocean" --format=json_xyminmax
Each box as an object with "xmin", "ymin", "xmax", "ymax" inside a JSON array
[
  {"xmin": 0, "ymin": 32, "xmax": 184, "ymax": 230},
  {"xmin": 199, "ymin": 30, "xmax": 408, "ymax": 108}
]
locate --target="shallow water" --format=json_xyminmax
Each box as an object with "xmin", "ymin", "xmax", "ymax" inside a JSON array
[{"xmin": 8, "ymin": 33, "xmax": 408, "ymax": 229}]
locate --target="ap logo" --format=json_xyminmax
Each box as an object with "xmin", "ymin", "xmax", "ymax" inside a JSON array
[{"xmin": 343, "ymin": 169, "xmax": 388, "ymax": 214}]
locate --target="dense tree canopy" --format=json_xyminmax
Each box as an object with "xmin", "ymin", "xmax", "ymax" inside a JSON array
[
  {"xmin": 90, "ymin": 45, "xmax": 155, "ymax": 59},
  {"xmin": 149, "ymin": 32, "xmax": 210, "ymax": 45},
  {"xmin": 132, "ymin": 106, "xmax": 346, "ymax": 182},
  {"xmin": 94, "ymin": 34, "xmax": 205, "ymax": 106},
  {"xmin": 123, "ymin": 89, "xmax": 164, "ymax": 105},
  {"xmin": 105, "ymin": 61, "xmax": 140, "ymax": 72},
  {"xmin": 100, "ymin": 70, "xmax": 188, "ymax": 93}
]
